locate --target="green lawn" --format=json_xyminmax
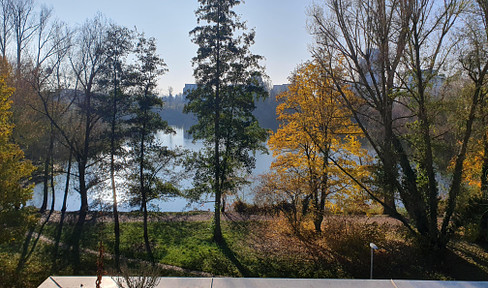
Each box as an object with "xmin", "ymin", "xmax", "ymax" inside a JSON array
[{"xmin": 2, "ymin": 213, "xmax": 488, "ymax": 288}]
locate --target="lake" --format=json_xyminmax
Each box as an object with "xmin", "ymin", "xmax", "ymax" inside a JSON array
[{"xmin": 28, "ymin": 126, "xmax": 274, "ymax": 212}]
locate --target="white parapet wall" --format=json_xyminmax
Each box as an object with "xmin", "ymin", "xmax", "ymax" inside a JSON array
[{"xmin": 38, "ymin": 277, "xmax": 488, "ymax": 288}]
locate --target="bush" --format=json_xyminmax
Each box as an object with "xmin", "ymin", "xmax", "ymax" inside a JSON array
[{"xmin": 232, "ymin": 199, "xmax": 250, "ymax": 214}]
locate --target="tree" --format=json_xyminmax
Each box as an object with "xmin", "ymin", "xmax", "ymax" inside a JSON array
[
  {"xmin": 29, "ymin": 10, "xmax": 72, "ymax": 270},
  {"xmin": 450, "ymin": 0, "xmax": 488, "ymax": 241},
  {"xmin": 66, "ymin": 14, "xmax": 109, "ymax": 266},
  {"xmin": 186, "ymin": 0, "xmax": 268, "ymax": 242},
  {"xmin": 126, "ymin": 35, "xmax": 171, "ymax": 262},
  {"xmin": 310, "ymin": 0, "xmax": 478, "ymax": 251},
  {"xmin": 30, "ymin": 5, "xmax": 70, "ymax": 215},
  {"xmin": 0, "ymin": 57, "xmax": 35, "ymax": 244},
  {"xmin": 98, "ymin": 23, "xmax": 133, "ymax": 271},
  {"xmin": 10, "ymin": 0, "xmax": 38, "ymax": 72},
  {"xmin": 267, "ymin": 61, "xmax": 369, "ymax": 232},
  {"xmin": 310, "ymin": 0, "xmax": 412, "ymax": 215},
  {"xmin": 0, "ymin": 0, "xmax": 13, "ymax": 59}
]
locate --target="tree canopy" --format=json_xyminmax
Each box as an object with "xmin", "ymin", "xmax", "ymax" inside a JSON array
[
  {"xmin": 265, "ymin": 61, "xmax": 370, "ymax": 232},
  {"xmin": 0, "ymin": 58, "xmax": 35, "ymax": 244}
]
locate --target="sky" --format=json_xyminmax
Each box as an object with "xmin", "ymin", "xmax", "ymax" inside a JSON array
[{"xmin": 43, "ymin": 0, "xmax": 315, "ymax": 95}]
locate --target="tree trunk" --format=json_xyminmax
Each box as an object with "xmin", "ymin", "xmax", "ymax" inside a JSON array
[
  {"xmin": 140, "ymin": 114, "xmax": 154, "ymax": 263},
  {"xmin": 110, "ymin": 68, "xmax": 120, "ymax": 271},
  {"xmin": 71, "ymin": 160, "xmax": 88, "ymax": 268},
  {"xmin": 382, "ymin": 96, "xmax": 397, "ymax": 215},
  {"xmin": 52, "ymin": 149, "xmax": 72, "ymax": 271},
  {"xmin": 142, "ymin": 193, "xmax": 153, "ymax": 263},
  {"xmin": 382, "ymin": 154, "xmax": 397, "ymax": 215},
  {"xmin": 313, "ymin": 211, "xmax": 323, "ymax": 233},
  {"xmin": 221, "ymin": 196, "xmax": 226, "ymax": 213},
  {"xmin": 213, "ymin": 1, "xmax": 223, "ymax": 244},
  {"xmin": 111, "ymin": 159, "xmax": 121, "ymax": 270},
  {"xmin": 49, "ymin": 126, "xmax": 55, "ymax": 213},
  {"xmin": 40, "ymin": 154, "xmax": 49, "ymax": 213}
]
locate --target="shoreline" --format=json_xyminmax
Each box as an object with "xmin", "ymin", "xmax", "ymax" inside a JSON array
[{"xmin": 36, "ymin": 210, "xmax": 402, "ymax": 225}]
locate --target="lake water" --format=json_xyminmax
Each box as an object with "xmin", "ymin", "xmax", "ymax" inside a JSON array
[{"xmin": 28, "ymin": 127, "xmax": 274, "ymax": 212}]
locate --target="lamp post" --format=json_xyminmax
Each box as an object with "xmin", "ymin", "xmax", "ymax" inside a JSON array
[{"xmin": 370, "ymin": 242, "xmax": 378, "ymax": 279}]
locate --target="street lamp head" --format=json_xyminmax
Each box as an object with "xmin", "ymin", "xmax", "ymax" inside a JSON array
[{"xmin": 369, "ymin": 242, "xmax": 378, "ymax": 279}]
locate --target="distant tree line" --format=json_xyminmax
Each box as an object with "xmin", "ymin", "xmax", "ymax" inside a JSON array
[{"xmin": 160, "ymin": 85, "xmax": 285, "ymax": 131}]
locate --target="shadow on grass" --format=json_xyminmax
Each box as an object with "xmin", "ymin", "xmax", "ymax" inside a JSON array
[
  {"xmin": 444, "ymin": 244, "xmax": 488, "ymax": 280},
  {"xmin": 216, "ymin": 236, "xmax": 253, "ymax": 277}
]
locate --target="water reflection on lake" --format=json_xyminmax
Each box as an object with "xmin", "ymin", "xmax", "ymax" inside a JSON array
[{"xmin": 28, "ymin": 126, "xmax": 273, "ymax": 212}]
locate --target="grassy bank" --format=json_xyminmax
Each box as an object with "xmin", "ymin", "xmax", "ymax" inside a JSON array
[{"xmin": 2, "ymin": 212, "xmax": 488, "ymax": 287}]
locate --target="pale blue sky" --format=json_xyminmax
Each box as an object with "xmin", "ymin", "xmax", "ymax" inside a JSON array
[{"xmin": 43, "ymin": 0, "xmax": 314, "ymax": 94}]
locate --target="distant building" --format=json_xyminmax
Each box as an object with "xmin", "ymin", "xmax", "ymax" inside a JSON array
[
  {"xmin": 270, "ymin": 84, "xmax": 289, "ymax": 96},
  {"xmin": 183, "ymin": 84, "xmax": 198, "ymax": 97},
  {"xmin": 407, "ymin": 70, "xmax": 446, "ymax": 98},
  {"xmin": 359, "ymin": 48, "xmax": 383, "ymax": 88}
]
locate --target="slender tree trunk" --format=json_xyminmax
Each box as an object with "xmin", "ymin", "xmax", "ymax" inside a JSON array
[
  {"xmin": 40, "ymin": 154, "xmax": 49, "ymax": 213},
  {"xmin": 49, "ymin": 125, "xmax": 55, "ymax": 213},
  {"xmin": 72, "ymin": 160, "xmax": 88, "ymax": 268},
  {"xmin": 140, "ymin": 113, "xmax": 154, "ymax": 263},
  {"xmin": 213, "ymin": 1, "xmax": 223, "ymax": 243},
  {"xmin": 71, "ymin": 86, "xmax": 93, "ymax": 266},
  {"xmin": 17, "ymin": 132, "xmax": 55, "ymax": 275},
  {"xmin": 110, "ymin": 65, "xmax": 120, "ymax": 271},
  {"xmin": 52, "ymin": 149, "xmax": 72, "ymax": 271},
  {"xmin": 142, "ymin": 192, "xmax": 152, "ymax": 263},
  {"xmin": 16, "ymin": 43, "xmax": 20, "ymax": 75}
]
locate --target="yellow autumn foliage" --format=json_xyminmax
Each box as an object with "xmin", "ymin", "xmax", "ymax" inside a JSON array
[
  {"xmin": 0, "ymin": 58, "xmax": 35, "ymax": 243},
  {"xmin": 262, "ymin": 61, "xmax": 371, "ymax": 231}
]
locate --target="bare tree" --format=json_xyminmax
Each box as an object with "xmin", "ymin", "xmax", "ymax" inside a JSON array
[
  {"xmin": 309, "ymin": 0, "xmax": 412, "ymax": 215},
  {"xmin": 16, "ymin": 8, "xmax": 72, "ymax": 274},
  {"xmin": 67, "ymin": 14, "xmax": 109, "ymax": 267},
  {"xmin": 0, "ymin": 0, "xmax": 13, "ymax": 58},
  {"xmin": 10, "ymin": 0, "xmax": 38, "ymax": 71},
  {"xmin": 30, "ymin": 10, "xmax": 72, "ymax": 269},
  {"xmin": 310, "ymin": 0, "xmax": 472, "ymax": 251}
]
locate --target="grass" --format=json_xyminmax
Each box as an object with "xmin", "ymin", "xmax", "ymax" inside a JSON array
[{"xmin": 2, "ymin": 212, "xmax": 488, "ymax": 287}]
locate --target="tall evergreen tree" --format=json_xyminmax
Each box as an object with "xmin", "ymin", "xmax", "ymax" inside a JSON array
[{"xmin": 185, "ymin": 0, "xmax": 268, "ymax": 242}]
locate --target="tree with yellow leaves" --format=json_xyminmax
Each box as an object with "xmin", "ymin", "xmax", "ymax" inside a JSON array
[
  {"xmin": 0, "ymin": 57, "xmax": 35, "ymax": 243},
  {"xmin": 266, "ymin": 61, "xmax": 370, "ymax": 233}
]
